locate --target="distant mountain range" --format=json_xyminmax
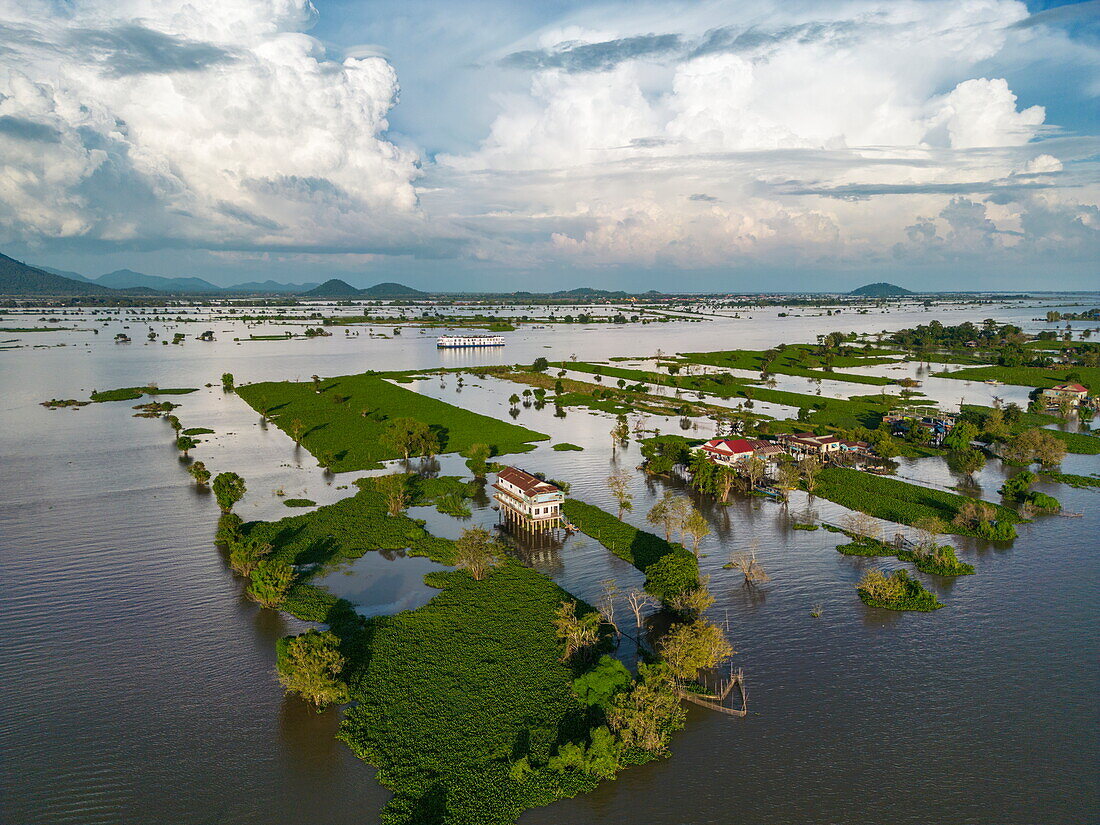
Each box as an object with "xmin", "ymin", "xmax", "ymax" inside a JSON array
[
  {"xmin": 42, "ymin": 266, "xmax": 318, "ymax": 294},
  {"xmin": 849, "ymin": 282, "xmax": 913, "ymax": 297},
  {"xmin": 301, "ymin": 279, "xmax": 429, "ymax": 298}
]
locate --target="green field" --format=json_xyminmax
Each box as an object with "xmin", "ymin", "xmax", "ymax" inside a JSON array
[
  {"xmin": 237, "ymin": 372, "xmax": 547, "ymax": 471},
  {"xmin": 814, "ymin": 467, "xmax": 1022, "ymax": 538},
  {"xmin": 934, "ymin": 364, "xmax": 1100, "ymax": 392},
  {"xmin": 678, "ymin": 344, "xmax": 896, "ymax": 386}
]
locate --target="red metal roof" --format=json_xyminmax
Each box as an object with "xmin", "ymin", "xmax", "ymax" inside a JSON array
[
  {"xmin": 702, "ymin": 438, "xmax": 756, "ymax": 455},
  {"xmin": 1050, "ymin": 383, "xmax": 1088, "ymax": 393},
  {"xmin": 495, "ymin": 466, "xmax": 559, "ymax": 496}
]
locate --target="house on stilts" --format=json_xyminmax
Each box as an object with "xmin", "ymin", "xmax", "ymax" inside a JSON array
[{"xmin": 492, "ymin": 467, "xmax": 564, "ymax": 534}]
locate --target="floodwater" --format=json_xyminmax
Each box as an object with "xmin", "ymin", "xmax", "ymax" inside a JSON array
[{"xmin": 1, "ymin": 298, "xmax": 1097, "ymax": 825}]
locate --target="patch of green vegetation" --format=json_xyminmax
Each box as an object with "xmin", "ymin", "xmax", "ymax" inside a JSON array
[
  {"xmin": 814, "ymin": 467, "xmax": 1022, "ymax": 539},
  {"xmin": 934, "ymin": 364, "xmax": 1099, "ymax": 392},
  {"xmin": 791, "ymin": 523, "xmax": 819, "ymax": 531},
  {"xmin": 552, "ymin": 442, "xmax": 584, "ymax": 451},
  {"xmin": 40, "ymin": 398, "xmax": 89, "ymax": 409},
  {"xmin": 339, "ymin": 562, "xmax": 611, "ymax": 825},
  {"xmin": 91, "ymin": 386, "xmax": 197, "ymax": 402},
  {"xmin": 1039, "ymin": 471, "xmax": 1100, "ymax": 489},
  {"xmin": 678, "ymin": 344, "xmax": 896, "ymax": 385},
  {"xmin": 568, "ymin": 362, "xmax": 906, "ymax": 431},
  {"xmin": 237, "ymin": 372, "xmax": 547, "ymax": 472},
  {"xmin": 283, "ymin": 498, "xmax": 317, "ymax": 508},
  {"xmin": 838, "ymin": 538, "xmax": 975, "ymax": 576},
  {"xmin": 562, "ymin": 499, "xmax": 698, "ymax": 603},
  {"xmin": 1050, "ymin": 430, "xmax": 1100, "ymax": 454},
  {"xmin": 183, "ymin": 427, "xmax": 214, "ymax": 436},
  {"xmin": 857, "ymin": 569, "xmax": 944, "ymax": 611},
  {"xmin": 0, "ymin": 326, "xmax": 73, "ymax": 332}
]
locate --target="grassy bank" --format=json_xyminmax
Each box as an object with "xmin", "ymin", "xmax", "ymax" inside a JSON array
[
  {"xmin": 90, "ymin": 386, "xmax": 197, "ymax": 402},
  {"xmin": 814, "ymin": 467, "xmax": 1022, "ymax": 539},
  {"xmin": 568, "ymin": 362, "xmax": 905, "ymax": 430},
  {"xmin": 678, "ymin": 344, "xmax": 896, "ymax": 386},
  {"xmin": 237, "ymin": 372, "xmax": 547, "ymax": 471},
  {"xmin": 562, "ymin": 499, "xmax": 699, "ymax": 602},
  {"xmin": 934, "ymin": 364, "xmax": 1099, "ymax": 392}
]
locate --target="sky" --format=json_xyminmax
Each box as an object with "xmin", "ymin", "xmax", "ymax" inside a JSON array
[{"xmin": 0, "ymin": 0, "xmax": 1097, "ymax": 291}]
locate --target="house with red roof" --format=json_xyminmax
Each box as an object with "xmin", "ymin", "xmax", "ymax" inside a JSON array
[{"xmin": 1041, "ymin": 383, "xmax": 1090, "ymax": 407}]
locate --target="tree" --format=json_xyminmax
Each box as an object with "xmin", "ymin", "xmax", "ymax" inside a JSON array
[
  {"xmin": 1003, "ymin": 428, "xmax": 1066, "ymax": 468},
  {"xmin": 453, "ymin": 526, "xmax": 503, "ymax": 581},
  {"xmin": 646, "ymin": 492, "xmax": 678, "ymax": 541},
  {"xmin": 800, "ymin": 456, "xmax": 821, "ymax": 495},
  {"xmin": 212, "ymin": 471, "xmax": 246, "ymax": 513},
  {"xmin": 841, "ymin": 511, "xmax": 881, "ymax": 543},
  {"xmin": 375, "ymin": 472, "xmax": 409, "ymax": 515},
  {"xmin": 278, "ymin": 629, "xmax": 349, "ymax": 710},
  {"xmin": 610, "ymin": 415, "xmax": 630, "ymax": 451},
  {"xmin": 188, "ymin": 460, "xmax": 211, "ymax": 486},
  {"xmin": 948, "ymin": 448, "xmax": 986, "ymax": 479},
  {"xmin": 221, "ymin": 372, "xmax": 234, "ymax": 392},
  {"xmin": 607, "ymin": 469, "xmax": 633, "ymax": 518},
  {"xmin": 728, "ymin": 548, "xmax": 770, "ymax": 586},
  {"xmin": 658, "ymin": 620, "xmax": 734, "ymax": 681},
  {"xmin": 553, "ymin": 600, "xmax": 601, "ymax": 662},
  {"xmin": 509, "ymin": 393, "xmax": 521, "ymax": 410},
  {"xmin": 571, "ymin": 655, "xmax": 632, "ymax": 707},
  {"xmin": 741, "ymin": 456, "xmax": 766, "ymax": 491},
  {"xmin": 166, "ymin": 414, "xmax": 183, "ymax": 436},
  {"xmin": 229, "ymin": 536, "xmax": 273, "ymax": 576},
  {"xmin": 174, "ymin": 433, "xmax": 196, "ymax": 459},
  {"xmin": 247, "ymin": 558, "xmax": 294, "ymax": 608},
  {"xmin": 532, "ymin": 357, "xmax": 549, "ymax": 372},
  {"xmin": 381, "ymin": 417, "xmax": 440, "ymax": 461},
  {"xmin": 683, "ymin": 508, "xmax": 710, "ymax": 557},
  {"xmin": 669, "ymin": 576, "xmax": 715, "ymax": 616},
  {"xmin": 311, "ymin": 374, "xmax": 322, "ymax": 393},
  {"xmin": 776, "ymin": 463, "xmax": 801, "ymax": 498},
  {"xmin": 607, "ymin": 666, "xmax": 686, "ymax": 754},
  {"xmin": 626, "ymin": 588, "xmax": 657, "ymax": 632},
  {"xmin": 288, "ymin": 418, "xmax": 305, "ymax": 445},
  {"xmin": 464, "ymin": 442, "xmax": 491, "ymax": 478},
  {"xmin": 857, "ymin": 568, "xmax": 903, "ymax": 602}
]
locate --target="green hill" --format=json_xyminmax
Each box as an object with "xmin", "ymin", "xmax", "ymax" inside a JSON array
[
  {"xmin": 300, "ymin": 278, "xmax": 361, "ymax": 298},
  {"xmin": 0, "ymin": 253, "xmax": 113, "ymax": 295},
  {"xmin": 361, "ymin": 281, "xmax": 428, "ymax": 298},
  {"xmin": 849, "ymin": 282, "xmax": 913, "ymax": 297}
]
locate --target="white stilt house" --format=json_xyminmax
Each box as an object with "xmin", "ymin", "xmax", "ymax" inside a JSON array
[{"xmin": 493, "ymin": 467, "xmax": 564, "ymax": 532}]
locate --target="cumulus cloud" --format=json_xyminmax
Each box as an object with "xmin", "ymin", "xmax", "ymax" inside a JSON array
[
  {"xmin": 0, "ymin": 0, "xmax": 421, "ymax": 252},
  {"xmin": 437, "ymin": 0, "xmax": 1097, "ymax": 271}
]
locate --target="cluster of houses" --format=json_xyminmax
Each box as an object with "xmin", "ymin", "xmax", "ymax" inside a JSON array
[
  {"xmin": 882, "ymin": 407, "xmax": 959, "ymax": 445},
  {"xmin": 697, "ymin": 432, "xmax": 871, "ymax": 474}
]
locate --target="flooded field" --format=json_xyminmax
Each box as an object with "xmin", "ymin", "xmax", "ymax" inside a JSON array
[{"xmin": 1, "ymin": 298, "xmax": 1097, "ymax": 824}]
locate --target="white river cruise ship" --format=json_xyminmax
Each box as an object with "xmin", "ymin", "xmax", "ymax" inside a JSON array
[{"xmin": 436, "ymin": 334, "xmax": 506, "ymax": 348}]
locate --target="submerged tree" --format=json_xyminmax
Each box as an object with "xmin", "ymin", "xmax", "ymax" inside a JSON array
[
  {"xmin": 381, "ymin": 417, "xmax": 439, "ymax": 461},
  {"xmin": 464, "ymin": 442, "xmax": 492, "ymax": 478},
  {"xmin": 288, "ymin": 418, "xmax": 306, "ymax": 445},
  {"xmin": 646, "ymin": 491, "xmax": 679, "ymax": 541},
  {"xmin": 610, "ymin": 414, "xmax": 630, "ymax": 451},
  {"xmin": 188, "ymin": 460, "xmax": 211, "ymax": 486},
  {"xmin": 175, "ymin": 435, "xmax": 197, "ymax": 457},
  {"xmin": 375, "ymin": 472, "xmax": 409, "ymax": 516},
  {"xmin": 453, "ymin": 526, "xmax": 504, "ymax": 581},
  {"xmin": 607, "ymin": 664, "xmax": 686, "ymax": 755},
  {"xmin": 553, "ymin": 600, "xmax": 601, "ymax": 663},
  {"xmin": 683, "ymin": 508, "xmax": 710, "ymax": 557},
  {"xmin": 229, "ymin": 536, "xmax": 273, "ymax": 577},
  {"xmin": 607, "ymin": 469, "xmax": 633, "ymax": 519},
  {"xmin": 247, "ymin": 558, "xmax": 294, "ymax": 608},
  {"xmin": 626, "ymin": 588, "xmax": 657, "ymax": 633},
  {"xmin": 212, "ymin": 471, "xmax": 246, "ymax": 513},
  {"xmin": 658, "ymin": 620, "xmax": 734, "ymax": 682},
  {"xmin": 278, "ymin": 629, "xmax": 350, "ymax": 710},
  {"xmin": 221, "ymin": 372, "xmax": 234, "ymax": 392}
]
